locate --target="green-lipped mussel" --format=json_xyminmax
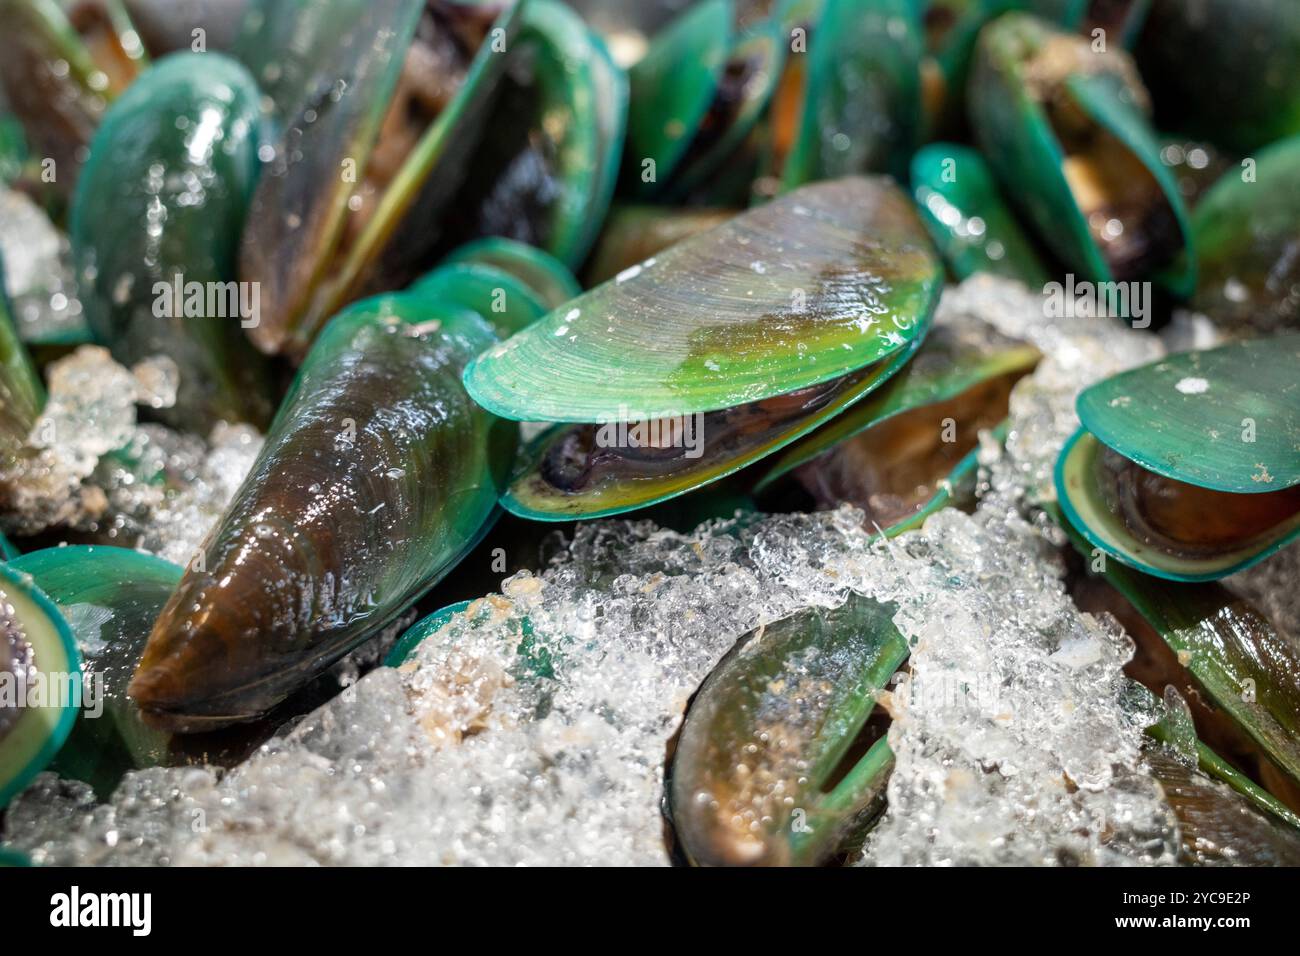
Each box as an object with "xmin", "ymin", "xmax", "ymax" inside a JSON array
[
  {"xmin": 464, "ymin": 177, "xmax": 943, "ymax": 520},
  {"xmin": 70, "ymin": 51, "xmax": 273, "ymax": 432},
  {"xmin": 1056, "ymin": 336, "xmax": 1300, "ymax": 582},
  {"xmin": 669, "ymin": 591, "xmax": 905, "ymax": 866},
  {"xmin": 8, "ymin": 545, "xmax": 180, "ymax": 794},
  {"xmin": 970, "ymin": 12, "xmax": 1194, "ymax": 295},
  {"xmin": 238, "ymin": 0, "xmax": 623, "ymax": 359},
  {"xmin": 0, "ymin": 561, "xmax": 81, "ymax": 808},
  {"xmin": 128, "ymin": 286, "xmax": 516, "ymax": 730},
  {"xmin": 910, "ymin": 141, "xmax": 1052, "ymax": 285},
  {"xmin": 1190, "ymin": 134, "xmax": 1300, "ymax": 337},
  {"xmin": 0, "ymin": 0, "xmax": 149, "ymax": 203}
]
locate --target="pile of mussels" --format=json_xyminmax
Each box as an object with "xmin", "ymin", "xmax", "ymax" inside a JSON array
[{"xmin": 0, "ymin": 0, "xmax": 1299, "ymax": 866}]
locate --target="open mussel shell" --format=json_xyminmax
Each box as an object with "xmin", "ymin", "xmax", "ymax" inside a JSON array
[
  {"xmin": 470, "ymin": 178, "xmax": 941, "ymax": 519},
  {"xmin": 1056, "ymin": 335, "xmax": 1300, "ymax": 582},
  {"xmin": 669, "ymin": 591, "xmax": 905, "ymax": 866},
  {"xmin": 128, "ymin": 290, "xmax": 517, "ymax": 731},
  {"xmin": 502, "ymin": 332, "xmax": 924, "ymax": 520},
  {"xmin": 71, "ymin": 51, "xmax": 273, "ymax": 432},
  {"xmin": 441, "ymin": 237, "xmax": 580, "ymax": 311},
  {"xmin": 0, "ymin": 562, "xmax": 81, "ymax": 808},
  {"xmin": 8, "ymin": 545, "xmax": 180, "ymax": 795},
  {"xmin": 910, "ymin": 142, "xmax": 1052, "ymax": 285},
  {"xmin": 622, "ymin": 0, "xmax": 733, "ymax": 198},
  {"xmin": 772, "ymin": 0, "xmax": 923, "ymax": 188},
  {"xmin": 465, "ymin": 176, "xmax": 941, "ymax": 422},
  {"xmin": 1135, "ymin": 0, "xmax": 1300, "ymax": 155},
  {"xmin": 238, "ymin": 0, "xmax": 521, "ymax": 357},
  {"xmin": 1190, "ymin": 134, "xmax": 1300, "ymax": 338},
  {"xmin": 648, "ymin": 13, "xmax": 786, "ymax": 204},
  {"xmin": 755, "ymin": 320, "xmax": 1040, "ymax": 532},
  {"xmin": 0, "ymin": 0, "xmax": 148, "ymax": 200},
  {"xmin": 439, "ymin": 0, "xmax": 626, "ymax": 270},
  {"xmin": 970, "ymin": 12, "xmax": 1194, "ymax": 297}
]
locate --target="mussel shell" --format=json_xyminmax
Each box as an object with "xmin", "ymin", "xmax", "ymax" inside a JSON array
[
  {"xmin": 71, "ymin": 51, "xmax": 273, "ymax": 432},
  {"xmin": 501, "ymin": 331, "xmax": 924, "ymax": 520},
  {"xmin": 464, "ymin": 176, "xmax": 942, "ymax": 423},
  {"xmin": 1076, "ymin": 336, "xmax": 1300, "ymax": 494},
  {"xmin": 1144, "ymin": 748, "xmax": 1300, "ymax": 865},
  {"xmin": 0, "ymin": 561, "xmax": 81, "ymax": 808},
  {"xmin": 970, "ymin": 12, "xmax": 1194, "ymax": 296},
  {"xmin": 910, "ymin": 142, "xmax": 1052, "ymax": 285},
  {"xmin": 0, "ymin": 279, "xmax": 44, "ymax": 474},
  {"xmin": 237, "ymin": 0, "xmax": 520, "ymax": 356},
  {"xmin": 1057, "ymin": 335, "xmax": 1300, "ymax": 581},
  {"xmin": 1057, "ymin": 429, "xmax": 1300, "ymax": 581},
  {"xmin": 435, "ymin": 0, "xmax": 627, "ymax": 270},
  {"xmin": 777, "ymin": 0, "xmax": 923, "ymax": 187},
  {"xmin": 659, "ymin": 17, "xmax": 786, "ymax": 203},
  {"xmin": 622, "ymin": 0, "xmax": 733, "ymax": 198},
  {"xmin": 1190, "ymin": 134, "xmax": 1300, "ymax": 337},
  {"xmin": 0, "ymin": 0, "xmax": 148, "ymax": 198},
  {"xmin": 441, "ymin": 238, "xmax": 580, "ymax": 312},
  {"xmin": 669, "ymin": 591, "xmax": 905, "ymax": 866},
  {"xmin": 9, "ymin": 545, "xmax": 180, "ymax": 794},
  {"xmin": 1135, "ymin": 0, "xmax": 1300, "ymax": 155},
  {"xmin": 128, "ymin": 293, "xmax": 517, "ymax": 731}
]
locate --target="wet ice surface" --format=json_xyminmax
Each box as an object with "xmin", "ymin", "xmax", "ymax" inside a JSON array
[
  {"xmin": 0, "ymin": 189, "xmax": 88, "ymax": 343},
  {"xmin": 0, "ymin": 344, "xmax": 262, "ymax": 557},
  {"xmin": 0, "ymin": 276, "xmax": 1272, "ymax": 866}
]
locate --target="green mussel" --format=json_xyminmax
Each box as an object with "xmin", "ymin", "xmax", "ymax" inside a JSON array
[
  {"xmin": 128, "ymin": 287, "xmax": 517, "ymax": 731},
  {"xmin": 463, "ymin": 176, "xmax": 943, "ymax": 520},
  {"xmin": 0, "ymin": 279, "xmax": 44, "ymax": 480},
  {"xmin": 70, "ymin": 51, "xmax": 273, "ymax": 432},
  {"xmin": 0, "ymin": 561, "xmax": 81, "ymax": 808},
  {"xmin": 1056, "ymin": 335, "xmax": 1300, "ymax": 582},
  {"xmin": 1189, "ymin": 134, "xmax": 1300, "ymax": 338},
  {"xmin": 1135, "ymin": 0, "xmax": 1300, "ymax": 155},
  {"xmin": 970, "ymin": 12, "xmax": 1194, "ymax": 296},
  {"xmin": 0, "ymin": 0, "xmax": 148, "ymax": 200},
  {"xmin": 910, "ymin": 141, "xmax": 1052, "ymax": 284},
  {"xmin": 8, "ymin": 545, "xmax": 180, "ymax": 794},
  {"xmin": 239, "ymin": 0, "xmax": 622, "ymax": 359},
  {"xmin": 669, "ymin": 591, "xmax": 906, "ymax": 866},
  {"xmin": 1061, "ymin": 512, "xmax": 1300, "ymax": 829},
  {"xmin": 623, "ymin": 0, "xmax": 786, "ymax": 203},
  {"xmin": 763, "ymin": 0, "xmax": 923, "ymax": 190}
]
